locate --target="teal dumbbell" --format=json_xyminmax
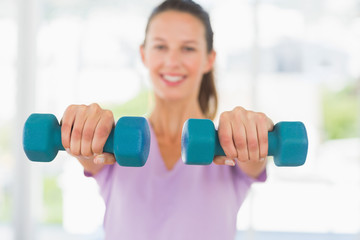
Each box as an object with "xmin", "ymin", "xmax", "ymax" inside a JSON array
[
  {"xmin": 23, "ymin": 113, "xmax": 150, "ymax": 167},
  {"xmin": 181, "ymin": 119, "xmax": 308, "ymax": 166}
]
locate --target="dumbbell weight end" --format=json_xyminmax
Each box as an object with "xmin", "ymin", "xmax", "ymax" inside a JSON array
[
  {"xmin": 267, "ymin": 122, "xmax": 308, "ymax": 167},
  {"xmin": 23, "ymin": 114, "xmax": 63, "ymax": 162}
]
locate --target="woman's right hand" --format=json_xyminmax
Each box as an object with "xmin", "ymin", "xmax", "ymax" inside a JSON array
[{"xmin": 61, "ymin": 103, "xmax": 116, "ymax": 174}]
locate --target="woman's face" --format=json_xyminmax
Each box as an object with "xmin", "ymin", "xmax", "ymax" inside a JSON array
[{"xmin": 141, "ymin": 10, "xmax": 215, "ymax": 102}]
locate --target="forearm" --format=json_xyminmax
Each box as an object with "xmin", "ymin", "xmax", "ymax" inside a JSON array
[
  {"xmin": 76, "ymin": 156, "xmax": 105, "ymax": 176},
  {"xmin": 237, "ymin": 159, "xmax": 267, "ymax": 179}
]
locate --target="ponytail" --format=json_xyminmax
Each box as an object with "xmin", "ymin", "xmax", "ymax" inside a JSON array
[{"xmin": 199, "ymin": 70, "xmax": 217, "ymax": 120}]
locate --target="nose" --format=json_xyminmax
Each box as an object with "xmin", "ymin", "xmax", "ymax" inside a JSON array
[{"xmin": 164, "ymin": 49, "xmax": 181, "ymax": 68}]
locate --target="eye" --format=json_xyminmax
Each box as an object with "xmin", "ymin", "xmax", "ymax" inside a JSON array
[
  {"xmin": 183, "ymin": 46, "xmax": 196, "ymax": 52},
  {"xmin": 154, "ymin": 45, "xmax": 166, "ymax": 51}
]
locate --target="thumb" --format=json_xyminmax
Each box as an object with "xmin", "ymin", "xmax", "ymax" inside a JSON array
[
  {"xmin": 213, "ymin": 156, "xmax": 236, "ymax": 166},
  {"xmin": 94, "ymin": 153, "xmax": 116, "ymax": 165}
]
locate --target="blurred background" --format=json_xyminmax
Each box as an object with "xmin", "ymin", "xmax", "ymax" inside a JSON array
[{"xmin": 0, "ymin": 0, "xmax": 359, "ymax": 239}]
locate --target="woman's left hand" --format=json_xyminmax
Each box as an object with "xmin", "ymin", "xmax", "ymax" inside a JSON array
[{"xmin": 213, "ymin": 107, "xmax": 274, "ymax": 178}]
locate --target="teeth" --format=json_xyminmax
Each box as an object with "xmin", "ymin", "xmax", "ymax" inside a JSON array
[{"xmin": 163, "ymin": 75, "xmax": 184, "ymax": 82}]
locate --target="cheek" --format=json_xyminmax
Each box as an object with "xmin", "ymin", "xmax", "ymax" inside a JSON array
[
  {"xmin": 145, "ymin": 52, "xmax": 161, "ymax": 71},
  {"xmin": 185, "ymin": 56, "xmax": 207, "ymax": 77}
]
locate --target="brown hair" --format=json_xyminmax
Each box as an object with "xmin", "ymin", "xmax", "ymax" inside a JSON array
[{"xmin": 143, "ymin": 0, "xmax": 218, "ymax": 120}]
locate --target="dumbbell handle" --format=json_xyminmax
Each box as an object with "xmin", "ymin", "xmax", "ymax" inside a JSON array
[
  {"xmin": 213, "ymin": 129, "xmax": 277, "ymax": 156},
  {"xmin": 36, "ymin": 116, "xmax": 115, "ymax": 154}
]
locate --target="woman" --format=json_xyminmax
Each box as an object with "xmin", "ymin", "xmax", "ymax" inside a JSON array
[{"xmin": 61, "ymin": 0, "xmax": 274, "ymax": 239}]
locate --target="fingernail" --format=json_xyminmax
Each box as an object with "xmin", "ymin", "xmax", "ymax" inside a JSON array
[
  {"xmin": 225, "ymin": 159, "xmax": 235, "ymax": 166},
  {"xmin": 65, "ymin": 148, "xmax": 70, "ymax": 154},
  {"xmin": 260, "ymin": 157, "xmax": 266, "ymax": 162},
  {"xmin": 94, "ymin": 155, "xmax": 105, "ymax": 164}
]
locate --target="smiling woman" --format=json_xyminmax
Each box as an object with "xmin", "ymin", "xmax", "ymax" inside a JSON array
[
  {"xmin": 140, "ymin": 10, "xmax": 216, "ymax": 105},
  {"xmin": 59, "ymin": 0, "xmax": 272, "ymax": 239}
]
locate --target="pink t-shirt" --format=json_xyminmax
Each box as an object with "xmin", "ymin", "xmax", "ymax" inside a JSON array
[{"xmin": 91, "ymin": 122, "xmax": 266, "ymax": 240}]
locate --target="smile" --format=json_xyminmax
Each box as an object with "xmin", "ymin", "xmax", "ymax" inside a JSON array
[{"xmin": 161, "ymin": 74, "xmax": 186, "ymax": 86}]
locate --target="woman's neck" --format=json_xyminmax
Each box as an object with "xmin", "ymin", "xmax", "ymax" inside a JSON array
[{"xmin": 149, "ymin": 97, "xmax": 204, "ymax": 142}]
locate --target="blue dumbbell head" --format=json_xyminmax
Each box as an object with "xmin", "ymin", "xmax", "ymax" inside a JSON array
[
  {"xmin": 181, "ymin": 119, "xmax": 217, "ymax": 165},
  {"xmin": 23, "ymin": 114, "xmax": 63, "ymax": 162},
  {"xmin": 269, "ymin": 122, "xmax": 308, "ymax": 166},
  {"xmin": 113, "ymin": 117, "xmax": 150, "ymax": 167}
]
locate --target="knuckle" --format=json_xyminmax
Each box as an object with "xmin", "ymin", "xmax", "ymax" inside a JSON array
[
  {"xmin": 67, "ymin": 104, "xmax": 76, "ymax": 111},
  {"xmin": 225, "ymin": 151, "xmax": 237, "ymax": 160},
  {"xmin": 61, "ymin": 122, "xmax": 72, "ymax": 132},
  {"xmin": 218, "ymin": 133, "xmax": 237, "ymax": 158},
  {"xmin": 233, "ymin": 106, "xmax": 245, "ymax": 113},
  {"xmin": 227, "ymin": 152, "xmax": 237, "ymax": 159},
  {"xmin": 247, "ymin": 138, "xmax": 258, "ymax": 151},
  {"xmin": 82, "ymin": 128, "xmax": 93, "ymax": 142},
  {"xmin": 81, "ymin": 148, "xmax": 92, "ymax": 157},
  {"xmin": 79, "ymin": 104, "xmax": 87, "ymax": 111},
  {"xmin": 61, "ymin": 140, "xmax": 69, "ymax": 149},
  {"xmin": 260, "ymin": 151, "xmax": 268, "ymax": 159},
  {"xmin": 234, "ymin": 138, "xmax": 248, "ymax": 160},
  {"xmin": 96, "ymin": 125, "xmax": 111, "ymax": 139},
  {"xmin": 257, "ymin": 112, "xmax": 268, "ymax": 123},
  {"xmin": 103, "ymin": 110, "xmax": 114, "ymax": 120},
  {"xmin": 218, "ymin": 132, "xmax": 232, "ymax": 146},
  {"xmin": 61, "ymin": 125, "xmax": 71, "ymax": 146},
  {"xmin": 237, "ymin": 153, "xmax": 248, "ymax": 162},
  {"xmin": 233, "ymin": 106, "xmax": 245, "ymax": 117},
  {"xmin": 89, "ymin": 103, "xmax": 101, "ymax": 113},
  {"xmin": 90, "ymin": 102, "xmax": 100, "ymax": 109},
  {"xmin": 236, "ymin": 150, "xmax": 249, "ymax": 161},
  {"xmin": 246, "ymin": 110, "xmax": 255, "ymax": 120},
  {"xmin": 219, "ymin": 111, "xmax": 230, "ymax": 121},
  {"xmin": 65, "ymin": 104, "xmax": 78, "ymax": 115},
  {"xmin": 71, "ymin": 128, "xmax": 82, "ymax": 140},
  {"xmin": 234, "ymin": 136, "xmax": 246, "ymax": 149},
  {"xmin": 70, "ymin": 148, "xmax": 80, "ymax": 156},
  {"xmin": 92, "ymin": 145, "xmax": 103, "ymax": 155}
]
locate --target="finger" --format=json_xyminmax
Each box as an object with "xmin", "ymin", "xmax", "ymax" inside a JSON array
[
  {"xmin": 244, "ymin": 120, "xmax": 260, "ymax": 162},
  {"xmin": 213, "ymin": 156, "xmax": 236, "ymax": 166},
  {"xmin": 81, "ymin": 112, "xmax": 101, "ymax": 157},
  {"xmin": 92, "ymin": 111, "xmax": 114, "ymax": 155},
  {"xmin": 257, "ymin": 115, "xmax": 270, "ymax": 161},
  {"xmin": 70, "ymin": 107, "xmax": 87, "ymax": 156},
  {"xmin": 61, "ymin": 106, "xmax": 76, "ymax": 151},
  {"xmin": 267, "ymin": 117, "xmax": 275, "ymax": 132},
  {"xmin": 231, "ymin": 120, "xmax": 248, "ymax": 162},
  {"xmin": 217, "ymin": 114, "xmax": 237, "ymax": 160},
  {"xmin": 94, "ymin": 153, "xmax": 116, "ymax": 165}
]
